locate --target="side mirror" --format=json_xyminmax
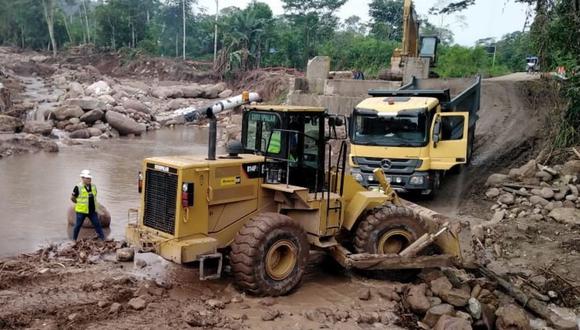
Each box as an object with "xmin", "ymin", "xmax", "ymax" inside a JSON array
[
  {"xmin": 326, "ymin": 115, "xmax": 348, "ymax": 140},
  {"xmin": 328, "ymin": 116, "xmax": 344, "ymax": 127},
  {"xmin": 433, "ymin": 118, "xmax": 441, "ymax": 147}
]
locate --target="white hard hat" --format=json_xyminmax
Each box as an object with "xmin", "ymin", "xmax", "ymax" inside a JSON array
[{"xmin": 80, "ymin": 169, "xmax": 92, "ymax": 179}]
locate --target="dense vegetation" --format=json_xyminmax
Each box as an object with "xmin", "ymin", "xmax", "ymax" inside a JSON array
[
  {"xmin": 0, "ymin": 0, "xmax": 536, "ymax": 78},
  {"xmin": 436, "ymin": 0, "xmax": 579, "ymax": 147}
]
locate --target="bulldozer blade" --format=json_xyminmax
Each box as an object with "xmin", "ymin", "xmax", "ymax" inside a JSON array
[
  {"xmin": 330, "ymin": 245, "xmax": 458, "ymax": 271},
  {"xmin": 401, "ymin": 199, "xmax": 474, "ymax": 268}
]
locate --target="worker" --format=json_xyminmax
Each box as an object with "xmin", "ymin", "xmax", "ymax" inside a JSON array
[{"xmin": 71, "ymin": 169, "xmax": 105, "ymax": 241}]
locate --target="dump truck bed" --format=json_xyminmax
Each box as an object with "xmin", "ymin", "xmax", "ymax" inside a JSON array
[{"xmin": 368, "ymin": 76, "xmax": 481, "ymax": 126}]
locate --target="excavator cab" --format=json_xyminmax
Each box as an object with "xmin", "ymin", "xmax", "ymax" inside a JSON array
[{"xmin": 420, "ymin": 35, "xmax": 440, "ymax": 65}]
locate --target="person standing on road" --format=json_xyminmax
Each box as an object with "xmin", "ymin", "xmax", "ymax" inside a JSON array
[{"xmin": 71, "ymin": 170, "xmax": 105, "ymax": 240}]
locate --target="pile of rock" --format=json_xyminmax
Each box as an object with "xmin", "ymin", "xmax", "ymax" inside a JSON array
[
  {"xmin": 403, "ymin": 268, "xmax": 531, "ymax": 330},
  {"xmin": 484, "ymin": 159, "xmax": 580, "ymax": 226},
  {"xmin": 47, "ymin": 80, "xmax": 152, "ymax": 139}
]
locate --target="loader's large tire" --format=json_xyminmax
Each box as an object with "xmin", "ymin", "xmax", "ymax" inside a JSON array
[
  {"xmin": 229, "ymin": 213, "xmax": 309, "ymax": 296},
  {"xmin": 354, "ymin": 205, "xmax": 427, "ymax": 254},
  {"xmin": 353, "ymin": 205, "xmax": 428, "ymax": 281}
]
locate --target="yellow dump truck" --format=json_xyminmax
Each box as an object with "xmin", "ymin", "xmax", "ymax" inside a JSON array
[{"xmin": 348, "ymin": 76, "xmax": 481, "ymax": 197}]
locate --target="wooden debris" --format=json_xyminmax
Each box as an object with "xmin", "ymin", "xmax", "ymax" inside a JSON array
[
  {"xmin": 479, "ymin": 267, "xmax": 577, "ymax": 330},
  {"xmin": 501, "ymin": 186, "xmax": 531, "ymax": 196},
  {"xmin": 572, "ymin": 147, "xmax": 580, "ymax": 159},
  {"xmin": 502, "ymin": 183, "xmax": 559, "ymax": 192},
  {"xmin": 537, "ymin": 164, "xmax": 558, "ymax": 176}
]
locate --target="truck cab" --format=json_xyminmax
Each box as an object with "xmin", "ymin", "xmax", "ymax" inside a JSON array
[{"xmin": 349, "ymin": 76, "xmax": 481, "ymax": 197}]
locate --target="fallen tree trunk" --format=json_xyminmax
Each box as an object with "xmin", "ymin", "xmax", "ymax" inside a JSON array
[{"xmin": 478, "ymin": 267, "xmax": 577, "ymax": 330}]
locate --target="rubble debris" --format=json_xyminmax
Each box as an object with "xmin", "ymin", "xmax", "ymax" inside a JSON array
[
  {"xmin": 406, "ymin": 283, "xmax": 431, "ymax": 314},
  {"xmin": 116, "ymin": 248, "xmax": 135, "ymax": 262}
]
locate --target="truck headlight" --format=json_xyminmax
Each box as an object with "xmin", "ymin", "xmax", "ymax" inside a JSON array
[
  {"xmin": 409, "ymin": 176, "xmax": 424, "ymax": 185},
  {"xmin": 352, "ymin": 172, "xmax": 363, "ymax": 182},
  {"xmin": 394, "ymin": 177, "xmax": 403, "ymax": 184},
  {"xmin": 367, "ymin": 175, "xmax": 374, "ymax": 182}
]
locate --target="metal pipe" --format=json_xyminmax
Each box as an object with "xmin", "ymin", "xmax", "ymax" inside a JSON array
[
  {"xmin": 157, "ymin": 92, "xmax": 261, "ymax": 124},
  {"xmin": 208, "ymin": 116, "xmax": 217, "ymax": 160}
]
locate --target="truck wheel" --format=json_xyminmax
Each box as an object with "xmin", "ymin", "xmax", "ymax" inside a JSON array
[
  {"xmin": 354, "ymin": 205, "xmax": 427, "ymax": 255},
  {"xmin": 353, "ymin": 205, "xmax": 428, "ymax": 281},
  {"xmin": 229, "ymin": 213, "xmax": 309, "ymax": 296}
]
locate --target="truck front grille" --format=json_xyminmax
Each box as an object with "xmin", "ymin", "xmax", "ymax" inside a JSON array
[
  {"xmin": 354, "ymin": 157, "xmax": 421, "ymax": 175},
  {"xmin": 143, "ymin": 168, "xmax": 177, "ymax": 235}
]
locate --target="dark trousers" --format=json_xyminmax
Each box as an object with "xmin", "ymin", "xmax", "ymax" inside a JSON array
[{"xmin": 73, "ymin": 212, "xmax": 105, "ymax": 240}]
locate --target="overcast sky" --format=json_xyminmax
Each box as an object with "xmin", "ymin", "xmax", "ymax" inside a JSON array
[{"xmin": 196, "ymin": 0, "xmax": 533, "ymax": 46}]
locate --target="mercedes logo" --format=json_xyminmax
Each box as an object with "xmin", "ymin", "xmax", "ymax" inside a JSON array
[{"xmin": 381, "ymin": 159, "xmax": 392, "ymax": 169}]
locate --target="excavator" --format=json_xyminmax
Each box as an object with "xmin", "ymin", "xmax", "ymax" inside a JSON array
[
  {"xmin": 126, "ymin": 94, "xmax": 468, "ymax": 296},
  {"xmin": 379, "ymin": 0, "xmax": 440, "ymax": 81}
]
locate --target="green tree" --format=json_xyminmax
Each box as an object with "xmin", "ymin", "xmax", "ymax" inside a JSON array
[
  {"xmin": 368, "ymin": 0, "xmax": 403, "ymax": 41},
  {"xmin": 281, "ymin": 0, "xmax": 347, "ymax": 67},
  {"xmin": 420, "ymin": 21, "xmax": 454, "ymax": 45},
  {"xmin": 342, "ymin": 15, "xmax": 367, "ymax": 35}
]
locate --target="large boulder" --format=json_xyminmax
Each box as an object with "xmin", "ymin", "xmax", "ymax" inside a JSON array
[
  {"xmin": 123, "ymin": 99, "xmax": 150, "ymax": 114},
  {"xmin": 218, "ymin": 89, "xmax": 233, "ymax": 98},
  {"xmin": 0, "ymin": 82, "xmax": 12, "ymax": 113},
  {"xmin": 52, "ymin": 105, "xmax": 85, "ymax": 121},
  {"xmin": 69, "ymin": 128, "xmax": 91, "ymax": 139},
  {"xmin": 66, "ymin": 204, "xmax": 111, "ymax": 228},
  {"xmin": 80, "ymin": 109, "xmax": 104, "ymax": 124},
  {"xmin": 86, "ymin": 80, "xmax": 112, "ymax": 96},
  {"xmin": 88, "ymin": 127, "xmax": 103, "ymax": 137},
  {"xmin": 508, "ymin": 160, "xmax": 537, "ymax": 179},
  {"xmin": 485, "ymin": 174, "xmax": 508, "ymax": 187},
  {"xmin": 105, "ymin": 111, "xmax": 146, "ymax": 136},
  {"xmin": 98, "ymin": 94, "xmax": 116, "ymax": 106},
  {"xmin": 24, "ymin": 120, "xmax": 54, "ymax": 135},
  {"xmin": 181, "ymin": 85, "xmax": 202, "ymax": 98},
  {"xmin": 151, "ymin": 86, "xmax": 183, "ymax": 99},
  {"xmin": 548, "ymin": 207, "xmax": 580, "ymax": 226},
  {"xmin": 0, "ymin": 115, "xmax": 23, "ymax": 132},
  {"xmin": 423, "ymin": 304, "xmax": 456, "ymax": 328},
  {"xmin": 67, "ymin": 82, "xmax": 85, "ymax": 98},
  {"xmin": 201, "ymin": 82, "xmax": 227, "ymax": 99},
  {"xmin": 406, "ymin": 283, "xmax": 431, "ymax": 314},
  {"xmin": 495, "ymin": 304, "xmax": 530, "ymax": 330},
  {"xmin": 434, "ymin": 314, "xmax": 472, "ymax": 330},
  {"xmin": 561, "ymin": 160, "xmax": 580, "ymax": 176},
  {"xmin": 67, "ymin": 97, "xmax": 105, "ymax": 111}
]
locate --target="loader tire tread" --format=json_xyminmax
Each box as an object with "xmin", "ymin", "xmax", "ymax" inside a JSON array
[{"xmin": 229, "ymin": 213, "xmax": 309, "ymax": 296}]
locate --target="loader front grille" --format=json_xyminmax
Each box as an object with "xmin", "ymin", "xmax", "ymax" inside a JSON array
[{"xmin": 143, "ymin": 168, "xmax": 177, "ymax": 235}]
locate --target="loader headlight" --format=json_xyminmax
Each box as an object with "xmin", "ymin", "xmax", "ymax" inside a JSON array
[
  {"xmin": 182, "ymin": 183, "xmax": 189, "ymax": 192},
  {"xmin": 352, "ymin": 172, "xmax": 363, "ymax": 182},
  {"xmin": 409, "ymin": 176, "xmax": 424, "ymax": 185}
]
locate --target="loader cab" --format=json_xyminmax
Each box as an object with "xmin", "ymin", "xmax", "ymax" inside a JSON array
[{"xmin": 241, "ymin": 105, "xmax": 346, "ymax": 193}]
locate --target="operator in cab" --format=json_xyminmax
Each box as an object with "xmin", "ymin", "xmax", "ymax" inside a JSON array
[{"xmin": 71, "ymin": 170, "xmax": 105, "ymax": 240}]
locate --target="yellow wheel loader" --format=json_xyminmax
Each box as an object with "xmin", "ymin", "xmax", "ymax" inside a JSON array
[{"xmin": 126, "ymin": 101, "xmax": 466, "ymax": 296}]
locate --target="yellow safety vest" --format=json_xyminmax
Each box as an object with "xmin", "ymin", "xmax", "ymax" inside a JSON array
[
  {"xmin": 75, "ymin": 184, "xmax": 97, "ymax": 214},
  {"xmin": 267, "ymin": 131, "xmax": 281, "ymax": 154}
]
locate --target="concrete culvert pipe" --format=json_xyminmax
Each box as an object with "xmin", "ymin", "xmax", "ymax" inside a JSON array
[{"xmin": 67, "ymin": 203, "xmax": 111, "ymax": 228}]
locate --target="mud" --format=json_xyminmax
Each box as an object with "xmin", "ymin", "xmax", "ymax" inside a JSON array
[{"xmin": 0, "ymin": 241, "xmax": 409, "ymax": 329}]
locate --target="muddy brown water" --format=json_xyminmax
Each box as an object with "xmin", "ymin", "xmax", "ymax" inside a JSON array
[{"xmin": 0, "ymin": 127, "xmax": 212, "ymax": 257}]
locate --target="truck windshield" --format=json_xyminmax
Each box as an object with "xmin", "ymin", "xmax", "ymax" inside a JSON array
[{"xmin": 352, "ymin": 110, "xmax": 428, "ymax": 147}]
